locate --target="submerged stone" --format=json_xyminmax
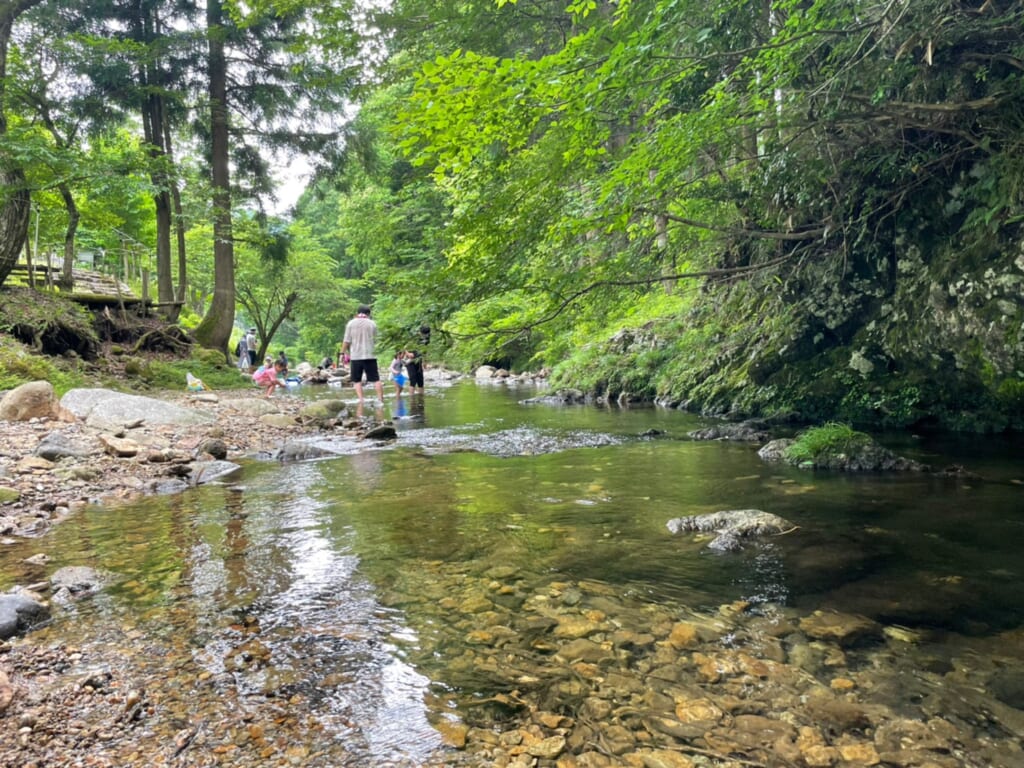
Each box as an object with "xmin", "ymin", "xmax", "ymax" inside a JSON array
[{"xmin": 666, "ymin": 509, "xmax": 794, "ymax": 551}]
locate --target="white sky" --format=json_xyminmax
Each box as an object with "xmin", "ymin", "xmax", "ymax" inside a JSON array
[{"xmin": 269, "ymin": 155, "xmax": 314, "ymax": 216}]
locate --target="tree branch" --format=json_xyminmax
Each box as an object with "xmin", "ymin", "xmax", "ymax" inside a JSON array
[
  {"xmin": 451, "ymin": 255, "xmax": 794, "ymax": 340},
  {"xmin": 637, "ymin": 208, "xmax": 828, "ymax": 242}
]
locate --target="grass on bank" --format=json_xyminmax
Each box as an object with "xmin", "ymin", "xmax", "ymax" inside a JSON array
[{"xmin": 0, "ymin": 334, "xmax": 254, "ymax": 396}]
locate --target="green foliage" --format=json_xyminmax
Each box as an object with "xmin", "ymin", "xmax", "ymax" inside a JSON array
[
  {"xmin": 0, "ymin": 341, "xmax": 81, "ymax": 394},
  {"xmin": 784, "ymin": 423, "xmax": 874, "ymax": 465}
]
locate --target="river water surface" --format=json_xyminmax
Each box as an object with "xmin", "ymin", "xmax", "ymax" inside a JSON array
[{"xmin": 3, "ymin": 380, "xmax": 1024, "ymax": 766}]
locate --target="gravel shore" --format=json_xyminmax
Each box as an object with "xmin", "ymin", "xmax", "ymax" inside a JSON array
[
  {"xmin": 0, "ymin": 387, "xmax": 342, "ymax": 541},
  {"xmin": 0, "ymin": 385, "xmax": 394, "ymax": 767}
]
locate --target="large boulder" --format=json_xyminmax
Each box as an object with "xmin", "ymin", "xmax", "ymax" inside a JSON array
[
  {"xmin": 60, "ymin": 388, "xmax": 214, "ymax": 428},
  {"xmin": 0, "ymin": 381, "xmax": 72, "ymax": 422}
]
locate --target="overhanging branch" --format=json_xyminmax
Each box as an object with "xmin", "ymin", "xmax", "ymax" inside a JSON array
[{"xmin": 450, "ymin": 254, "xmax": 794, "ymax": 340}]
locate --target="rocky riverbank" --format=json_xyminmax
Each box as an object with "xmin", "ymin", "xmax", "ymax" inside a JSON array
[
  {"xmin": 4, "ymin": 379, "xmax": 1024, "ymax": 768},
  {"xmin": 0, "ymin": 380, "xmax": 407, "ymax": 765},
  {"xmin": 0, "ymin": 382, "xmax": 392, "ymax": 542}
]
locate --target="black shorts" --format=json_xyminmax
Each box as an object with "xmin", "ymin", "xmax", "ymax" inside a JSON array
[
  {"xmin": 350, "ymin": 358, "xmax": 380, "ymax": 383},
  {"xmin": 406, "ymin": 361, "xmax": 424, "ymax": 388}
]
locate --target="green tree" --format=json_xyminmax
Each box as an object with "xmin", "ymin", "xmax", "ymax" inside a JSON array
[
  {"xmin": 0, "ymin": 0, "xmax": 44, "ymax": 287},
  {"xmin": 385, "ymin": 0, "xmax": 1023, "ymax": 376},
  {"xmin": 233, "ymin": 216, "xmax": 346, "ymax": 361},
  {"xmin": 192, "ymin": 0, "xmax": 364, "ymax": 355}
]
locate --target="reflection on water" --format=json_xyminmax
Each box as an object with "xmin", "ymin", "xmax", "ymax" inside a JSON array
[{"xmin": 3, "ymin": 381, "xmax": 1024, "ymax": 765}]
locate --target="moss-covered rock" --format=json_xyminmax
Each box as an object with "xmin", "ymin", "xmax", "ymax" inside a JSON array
[{"xmin": 758, "ymin": 424, "xmax": 928, "ymax": 471}]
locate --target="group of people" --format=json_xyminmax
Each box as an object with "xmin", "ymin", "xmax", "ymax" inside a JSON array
[
  {"xmin": 235, "ymin": 328, "xmax": 258, "ymax": 372},
  {"xmin": 388, "ymin": 349, "xmax": 425, "ymax": 397},
  {"xmin": 341, "ymin": 304, "xmax": 426, "ymax": 406},
  {"xmin": 237, "ymin": 304, "xmax": 425, "ymax": 404}
]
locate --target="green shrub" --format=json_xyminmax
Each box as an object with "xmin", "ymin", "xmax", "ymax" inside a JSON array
[{"xmin": 784, "ymin": 422, "xmax": 873, "ymax": 464}]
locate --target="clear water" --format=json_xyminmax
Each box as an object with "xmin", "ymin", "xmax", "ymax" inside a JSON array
[{"xmin": 3, "ymin": 380, "xmax": 1024, "ymax": 765}]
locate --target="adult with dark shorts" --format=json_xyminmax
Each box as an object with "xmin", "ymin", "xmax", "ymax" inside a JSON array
[
  {"xmin": 341, "ymin": 304, "xmax": 384, "ymax": 406},
  {"xmin": 404, "ymin": 349, "xmax": 425, "ymax": 394}
]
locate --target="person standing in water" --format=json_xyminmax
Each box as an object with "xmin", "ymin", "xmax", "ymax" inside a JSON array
[
  {"xmin": 404, "ymin": 349, "xmax": 425, "ymax": 394},
  {"xmin": 389, "ymin": 350, "xmax": 407, "ymax": 397},
  {"xmin": 341, "ymin": 304, "xmax": 384, "ymax": 406}
]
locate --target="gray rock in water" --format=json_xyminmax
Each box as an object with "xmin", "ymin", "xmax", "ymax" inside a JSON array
[
  {"xmin": 666, "ymin": 509, "xmax": 793, "ymax": 551},
  {"xmin": 50, "ymin": 565, "xmax": 114, "ymax": 603},
  {"xmin": 189, "ymin": 460, "xmax": 242, "ymax": 485},
  {"xmin": 51, "ymin": 565, "xmax": 109, "ymax": 593},
  {"xmin": 520, "ymin": 389, "xmax": 588, "ymax": 406},
  {"xmin": 757, "ymin": 438, "xmax": 793, "ymax": 463},
  {"xmin": 758, "ymin": 434, "xmax": 928, "ymax": 472},
  {"xmin": 0, "ymin": 593, "xmax": 50, "ymax": 639},
  {"xmin": 297, "ymin": 400, "xmax": 349, "ymax": 426},
  {"xmin": 688, "ymin": 421, "xmax": 772, "ymax": 443},
  {"xmin": 273, "ymin": 441, "xmax": 340, "ymax": 462},
  {"xmin": 144, "ymin": 478, "xmax": 191, "ymax": 495},
  {"xmin": 363, "ymin": 423, "xmax": 398, "ymax": 440}
]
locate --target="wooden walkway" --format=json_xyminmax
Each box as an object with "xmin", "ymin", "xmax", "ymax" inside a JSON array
[
  {"xmin": 9, "ymin": 264, "xmax": 181, "ymax": 308},
  {"xmin": 11, "ymin": 263, "xmax": 134, "ymax": 296},
  {"xmin": 9, "ymin": 264, "xmax": 185, "ymax": 313}
]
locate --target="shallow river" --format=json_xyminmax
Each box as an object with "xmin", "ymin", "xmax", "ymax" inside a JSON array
[{"xmin": 3, "ymin": 380, "xmax": 1024, "ymax": 767}]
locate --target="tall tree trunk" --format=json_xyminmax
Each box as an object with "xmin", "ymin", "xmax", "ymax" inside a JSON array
[
  {"xmin": 192, "ymin": 0, "xmax": 235, "ymax": 355},
  {"xmin": 58, "ymin": 181, "xmax": 78, "ymax": 289},
  {"xmin": 132, "ymin": 2, "xmax": 175, "ymax": 311},
  {"xmin": 0, "ymin": 0, "xmax": 43, "ymax": 288},
  {"xmin": 164, "ymin": 103, "xmax": 187, "ymax": 321},
  {"xmin": 143, "ymin": 88, "xmax": 174, "ymax": 309}
]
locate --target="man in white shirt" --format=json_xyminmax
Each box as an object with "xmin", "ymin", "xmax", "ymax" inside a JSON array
[
  {"xmin": 245, "ymin": 328, "xmax": 257, "ymax": 368},
  {"xmin": 341, "ymin": 304, "xmax": 384, "ymax": 405}
]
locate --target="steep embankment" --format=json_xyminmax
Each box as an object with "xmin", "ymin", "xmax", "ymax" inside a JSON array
[{"xmin": 551, "ymin": 236, "xmax": 1024, "ymax": 433}]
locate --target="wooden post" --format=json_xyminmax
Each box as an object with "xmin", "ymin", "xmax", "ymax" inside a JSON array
[
  {"xmin": 141, "ymin": 268, "xmax": 150, "ymax": 316},
  {"xmin": 24, "ymin": 237, "xmax": 34, "ymax": 289}
]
